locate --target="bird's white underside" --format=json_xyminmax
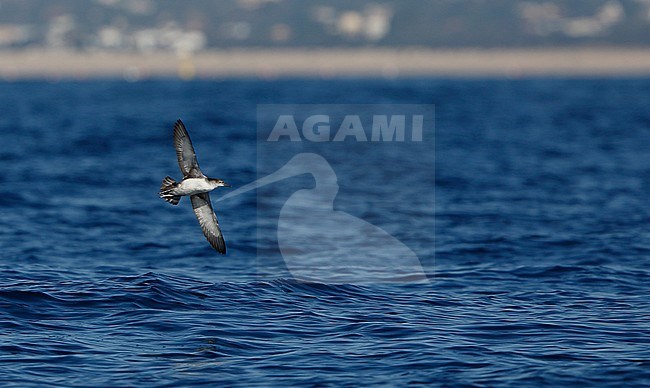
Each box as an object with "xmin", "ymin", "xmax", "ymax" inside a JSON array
[{"xmin": 174, "ymin": 178, "xmax": 215, "ymax": 196}]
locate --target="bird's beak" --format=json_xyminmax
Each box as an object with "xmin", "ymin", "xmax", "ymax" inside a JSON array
[{"xmin": 223, "ymin": 182, "xmax": 231, "ymax": 187}]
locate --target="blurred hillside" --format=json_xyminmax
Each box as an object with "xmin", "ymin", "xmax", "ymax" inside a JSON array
[{"xmin": 0, "ymin": 0, "xmax": 649, "ymax": 53}]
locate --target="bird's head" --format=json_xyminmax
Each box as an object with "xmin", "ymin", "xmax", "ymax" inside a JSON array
[{"xmin": 209, "ymin": 178, "xmax": 231, "ymax": 188}]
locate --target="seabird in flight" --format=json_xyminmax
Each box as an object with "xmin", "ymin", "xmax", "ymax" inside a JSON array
[{"xmin": 159, "ymin": 119, "xmax": 230, "ymax": 254}]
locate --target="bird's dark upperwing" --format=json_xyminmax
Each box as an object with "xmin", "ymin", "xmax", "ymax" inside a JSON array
[
  {"xmin": 174, "ymin": 119, "xmax": 204, "ymax": 178},
  {"xmin": 190, "ymin": 192, "xmax": 226, "ymax": 254}
]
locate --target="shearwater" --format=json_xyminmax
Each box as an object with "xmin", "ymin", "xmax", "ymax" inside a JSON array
[{"xmin": 159, "ymin": 119, "xmax": 230, "ymax": 254}]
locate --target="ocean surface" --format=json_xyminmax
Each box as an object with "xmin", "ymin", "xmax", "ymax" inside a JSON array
[{"xmin": 1, "ymin": 78, "xmax": 650, "ymax": 386}]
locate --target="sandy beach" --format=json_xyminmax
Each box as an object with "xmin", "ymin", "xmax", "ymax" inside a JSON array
[{"xmin": 2, "ymin": 48, "xmax": 650, "ymax": 79}]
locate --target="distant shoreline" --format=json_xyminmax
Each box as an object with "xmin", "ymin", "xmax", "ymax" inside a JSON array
[{"xmin": 3, "ymin": 48, "xmax": 650, "ymax": 79}]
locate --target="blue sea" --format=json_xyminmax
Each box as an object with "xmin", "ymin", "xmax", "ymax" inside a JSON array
[{"xmin": 1, "ymin": 78, "xmax": 650, "ymax": 386}]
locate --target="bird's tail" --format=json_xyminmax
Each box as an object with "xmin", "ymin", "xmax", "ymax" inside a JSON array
[{"xmin": 159, "ymin": 176, "xmax": 181, "ymax": 205}]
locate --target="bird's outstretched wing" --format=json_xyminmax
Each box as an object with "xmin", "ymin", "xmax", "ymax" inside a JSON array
[
  {"xmin": 190, "ymin": 193, "xmax": 226, "ymax": 254},
  {"xmin": 174, "ymin": 119, "xmax": 204, "ymax": 178}
]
